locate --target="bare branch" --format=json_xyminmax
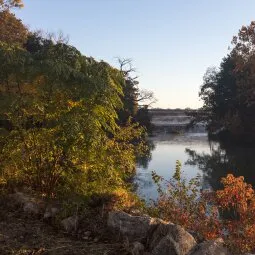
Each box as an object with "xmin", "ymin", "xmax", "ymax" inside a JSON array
[{"xmin": 136, "ymin": 89, "xmax": 157, "ymax": 107}]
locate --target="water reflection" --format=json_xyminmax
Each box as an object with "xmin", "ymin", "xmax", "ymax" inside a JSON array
[
  {"xmin": 135, "ymin": 133, "xmax": 210, "ymax": 201},
  {"xmin": 136, "ymin": 139, "xmax": 155, "ymax": 169},
  {"xmin": 185, "ymin": 139, "xmax": 255, "ymax": 191},
  {"xmin": 135, "ymin": 133, "xmax": 255, "ymax": 201}
]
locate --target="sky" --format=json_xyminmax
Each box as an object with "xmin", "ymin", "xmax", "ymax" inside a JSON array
[{"xmin": 14, "ymin": 0, "xmax": 255, "ymax": 109}]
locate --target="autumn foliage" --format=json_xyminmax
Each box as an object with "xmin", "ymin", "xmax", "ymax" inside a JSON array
[{"xmin": 152, "ymin": 162, "xmax": 255, "ymax": 254}]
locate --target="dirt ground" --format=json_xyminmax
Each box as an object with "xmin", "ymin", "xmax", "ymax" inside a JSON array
[{"xmin": 0, "ymin": 197, "xmax": 126, "ymax": 255}]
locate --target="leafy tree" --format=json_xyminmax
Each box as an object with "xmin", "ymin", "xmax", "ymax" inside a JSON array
[
  {"xmin": 199, "ymin": 21, "xmax": 255, "ymax": 141},
  {"xmin": 0, "ymin": 32, "xmax": 146, "ymax": 198},
  {"xmin": 0, "ymin": 0, "xmax": 23, "ymax": 10},
  {"xmin": 0, "ymin": 10, "xmax": 28, "ymax": 45}
]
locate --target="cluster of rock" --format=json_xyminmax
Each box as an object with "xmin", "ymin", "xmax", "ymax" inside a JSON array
[
  {"xmin": 8, "ymin": 192, "xmax": 72, "ymax": 229},
  {"xmin": 7, "ymin": 192, "xmax": 255, "ymax": 255},
  {"xmin": 107, "ymin": 211, "xmax": 230, "ymax": 255}
]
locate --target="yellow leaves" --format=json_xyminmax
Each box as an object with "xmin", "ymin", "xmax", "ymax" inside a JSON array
[
  {"xmin": 67, "ymin": 100, "xmax": 83, "ymax": 109},
  {"xmin": 0, "ymin": 10, "xmax": 27, "ymax": 45}
]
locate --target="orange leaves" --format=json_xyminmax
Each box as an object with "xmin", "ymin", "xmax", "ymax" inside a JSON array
[
  {"xmin": 155, "ymin": 172, "xmax": 255, "ymax": 253},
  {"xmin": 215, "ymin": 174, "xmax": 255, "ymax": 253},
  {"xmin": 216, "ymin": 174, "xmax": 255, "ymax": 215},
  {"xmin": 0, "ymin": 10, "xmax": 28, "ymax": 45},
  {"xmin": 67, "ymin": 100, "xmax": 82, "ymax": 109}
]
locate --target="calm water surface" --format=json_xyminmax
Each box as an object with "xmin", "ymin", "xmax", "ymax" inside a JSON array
[{"xmin": 135, "ymin": 132, "xmax": 255, "ymax": 201}]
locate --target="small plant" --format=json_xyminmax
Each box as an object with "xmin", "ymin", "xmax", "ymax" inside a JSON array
[{"xmin": 152, "ymin": 161, "xmax": 221, "ymax": 240}]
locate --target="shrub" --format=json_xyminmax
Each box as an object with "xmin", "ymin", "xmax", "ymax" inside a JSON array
[{"xmin": 152, "ymin": 162, "xmax": 255, "ymax": 254}]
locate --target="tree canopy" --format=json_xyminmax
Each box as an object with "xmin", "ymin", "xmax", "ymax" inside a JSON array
[
  {"xmin": 0, "ymin": 10, "xmax": 150, "ymax": 199},
  {"xmin": 199, "ymin": 21, "xmax": 255, "ymax": 142}
]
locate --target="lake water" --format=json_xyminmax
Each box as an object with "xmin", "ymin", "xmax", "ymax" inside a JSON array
[{"xmin": 135, "ymin": 131, "xmax": 255, "ymax": 202}]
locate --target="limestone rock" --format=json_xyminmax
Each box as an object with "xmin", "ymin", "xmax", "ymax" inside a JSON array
[
  {"xmin": 189, "ymin": 238, "xmax": 231, "ymax": 255},
  {"xmin": 107, "ymin": 211, "xmax": 162, "ymax": 242},
  {"xmin": 149, "ymin": 223, "xmax": 197, "ymax": 255}
]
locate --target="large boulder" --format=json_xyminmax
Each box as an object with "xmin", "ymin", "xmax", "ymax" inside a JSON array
[
  {"xmin": 107, "ymin": 211, "xmax": 163, "ymax": 242},
  {"xmin": 149, "ymin": 223, "xmax": 197, "ymax": 255},
  {"xmin": 189, "ymin": 238, "xmax": 231, "ymax": 255}
]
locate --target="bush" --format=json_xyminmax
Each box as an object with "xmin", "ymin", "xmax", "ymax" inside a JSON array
[{"xmin": 152, "ymin": 162, "xmax": 255, "ymax": 254}]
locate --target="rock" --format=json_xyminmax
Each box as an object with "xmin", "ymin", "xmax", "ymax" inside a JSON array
[
  {"xmin": 23, "ymin": 201, "xmax": 40, "ymax": 214},
  {"xmin": 9, "ymin": 192, "xmax": 45, "ymax": 215},
  {"xmin": 93, "ymin": 237, "xmax": 100, "ymax": 242},
  {"xmin": 9, "ymin": 192, "xmax": 29, "ymax": 205},
  {"xmin": 44, "ymin": 203, "xmax": 60, "ymax": 219},
  {"xmin": 130, "ymin": 241, "xmax": 144, "ymax": 255},
  {"xmin": 189, "ymin": 238, "xmax": 231, "ymax": 255},
  {"xmin": 149, "ymin": 223, "xmax": 197, "ymax": 255},
  {"xmin": 107, "ymin": 211, "xmax": 163, "ymax": 241},
  {"xmin": 84, "ymin": 231, "xmax": 91, "ymax": 237},
  {"xmin": 61, "ymin": 215, "xmax": 79, "ymax": 232}
]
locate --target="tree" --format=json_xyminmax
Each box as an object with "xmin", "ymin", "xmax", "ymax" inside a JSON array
[
  {"xmin": 199, "ymin": 56, "xmax": 238, "ymax": 132},
  {"xmin": 199, "ymin": 21, "xmax": 255, "ymax": 141},
  {"xmin": 117, "ymin": 58, "xmax": 155, "ymax": 132},
  {"xmin": 0, "ymin": 31, "xmax": 146, "ymax": 198},
  {"xmin": 0, "ymin": 0, "xmax": 23, "ymax": 10},
  {"xmin": 231, "ymin": 21, "xmax": 255, "ymax": 137},
  {"xmin": 0, "ymin": 10, "xmax": 28, "ymax": 45}
]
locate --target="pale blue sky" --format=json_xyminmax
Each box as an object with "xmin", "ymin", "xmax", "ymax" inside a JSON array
[{"xmin": 15, "ymin": 0, "xmax": 255, "ymax": 108}]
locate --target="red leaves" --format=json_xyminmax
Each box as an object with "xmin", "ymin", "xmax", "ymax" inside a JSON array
[{"xmin": 156, "ymin": 172, "xmax": 255, "ymax": 253}]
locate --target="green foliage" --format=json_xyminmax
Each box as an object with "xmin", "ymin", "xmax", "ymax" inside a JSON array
[
  {"xmin": 199, "ymin": 21, "xmax": 255, "ymax": 141},
  {"xmin": 151, "ymin": 161, "xmax": 220, "ymax": 241},
  {"xmin": 152, "ymin": 163, "xmax": 255, "ymax": 253},
  {"xmin": 117, "ymin": 59, "xmax": 154, "ymax": 132},
  {"xmin": 0, "ymin": 30, "xmax": 147, "ymax": 200},
  {"xmin": 152, "ymin": 161, "xmax": 202, "ymax": 215}
]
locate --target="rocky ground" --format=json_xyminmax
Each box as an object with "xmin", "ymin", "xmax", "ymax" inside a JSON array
[
  {"xmin": 0, "ymin": 192, "xmax": 247, "ymax": 255},
  {"xmin": 0, "ymin": 195, "xmax": 125, "ymax": 255}
]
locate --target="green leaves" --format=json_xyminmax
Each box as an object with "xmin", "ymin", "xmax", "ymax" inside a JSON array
[{"xmin": 0, "ymin": 31, "xmax": 146, "ymax": 199}]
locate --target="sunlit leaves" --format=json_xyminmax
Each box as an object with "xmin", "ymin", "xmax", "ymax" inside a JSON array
[
  {"xmin": 0, "ymin": 0, "xmax": 23, "ymax": 10},
  {"xmin": 0, "ymin": 30, "xmax": 146, "ymax": 201},
  {"xmin": 153, "ymin": 168, "xmax": 255, "ymax": 253},
  {"xmin": 0, "ymin": 11, "xmax": 27, "ymax": 45}
]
